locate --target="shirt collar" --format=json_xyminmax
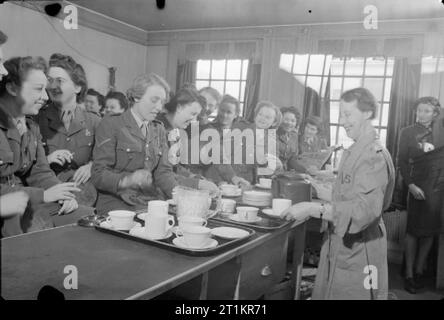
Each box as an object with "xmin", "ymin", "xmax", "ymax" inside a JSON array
[{"xmin": 130, "ymin": 108, "xmax": 149, "ymax": 128}]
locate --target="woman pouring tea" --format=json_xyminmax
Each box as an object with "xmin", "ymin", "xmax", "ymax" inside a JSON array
[{"xmin": 281, "ymin": 88, "xmax": 395, "ymax": 299}]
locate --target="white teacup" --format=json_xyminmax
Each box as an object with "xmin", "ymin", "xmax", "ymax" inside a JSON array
[
  {"xmin": 175, "ymin": 225, "xmax": 212, "ymax": 248},
  {"xmin": 148, "ymin": 200, "xmax": 169, "ymax": 216},
  {"xmin": 145, "ymin": 213, "xmax": 175, "ymax": 238},
  {"xmin": 259, "ymin": 178, "xmax": 272, "ymax": 188},
  {"xmin": 236, "ymin": 206, "xmax": 259, "ymax": 222},
  {"xmin": 178, "ymin": 216, "xmax": 207, "ymax": 229},
  {"xmin": 220, "ymin": 199, "xmax": 236, "ymax": 213},
  {"xmin": 272, "ymin": 198, "xmax": 292, "ymax": 215},
  {"xmin": 106, "ymin": 210, "xmax": 135, "ymax": 230}
]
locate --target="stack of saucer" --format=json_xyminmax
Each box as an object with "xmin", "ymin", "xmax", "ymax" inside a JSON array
[{"xmin": 242, "ymin": 190, "xmax": 272, "ymax": 207}]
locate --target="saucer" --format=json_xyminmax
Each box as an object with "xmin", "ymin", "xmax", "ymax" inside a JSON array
[
  {"xmin": 172, "ymin": 237, "xmax": 218, "ymax": 250},
  {"xmin": 211, "ymin": 227, "xmax": 250, "ymax": 239},
  {"xmin": 99, "ymin": 221, "xmax": 141, "ymax": 231},
  {"xmin": 137, "ymin": 213, "xmax": 148, "ymax": 220},
  {"xmin": 262, "ymin": 208, "xmax": 282, "ymax": 218},
  {"xmin": 129, "ymin": 225, "xmax": 173, "ymax": 240},
  {"xmin": 167, "ymin": 199, "xmax": 177, "ymax": 206},
  {"xmin": 255, "ymin": 183, "xmax": 271, "ymax": 190},
  {"xmin": 229, "ymin": 215, "xmax": 262, "ymax": 223}
]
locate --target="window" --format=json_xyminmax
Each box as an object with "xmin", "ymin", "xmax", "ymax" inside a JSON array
[
  {"xmin": 280, "ymin": 54, "xmax": 394, "ymax": 149},
  {"xmin": 196, "ymin": 59, "xmax": 249, "ymax": 116}
]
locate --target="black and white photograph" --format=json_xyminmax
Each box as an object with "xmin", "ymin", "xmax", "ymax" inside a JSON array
[{"xmin": 0, "ymin": 0, "xmax": 443, "ymax": 303}]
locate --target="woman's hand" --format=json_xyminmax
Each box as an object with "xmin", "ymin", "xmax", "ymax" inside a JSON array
[
  {"xmin": 311, "ymin": 181, "xmax": 333, "ymax": 202},
  {"xmin": 280, "ymin": 202, "xmax": 319, "ymax": 221},
  {"xmin": 0, "ymin": 191, "xmax": 29, "ymax": 218},
  {"xmin": 43, "ymin": 183, "xmax": 81, "ymax": 203},
  {"xmin": 231, "ymin": 176, "xmax": 251, "ymax": 190},
  {"xmin": 73, "ymin": 162, "xmax": 92, "ymax": 185},
  {"xmin": 408, "ymin": 184, "xmax": 426, "ymax": 200},
  {"xmin": 198, "ymin": 179, "xmax": 220, "ymax": 196},
  {"xmin": 47, "ymin": 149, "xmax": 73, "ymax": 166},
  {"xmin": 58, "ymin": 198, "xmax": 79, "ymax": 215}
]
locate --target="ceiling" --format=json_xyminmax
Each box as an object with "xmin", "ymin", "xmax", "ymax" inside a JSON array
[{"xmin": 71, "ymin": 0, "xmax": 444, "ymax": 32}]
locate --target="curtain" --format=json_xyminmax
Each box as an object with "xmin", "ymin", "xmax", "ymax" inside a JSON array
[
  {"xmin": 244, "ymin": 59, "xmax": 262, "ymax": 121},
  {"xmin": 386, "ymin": 57, "xmax": 421, "ymax": 207},
  {"xmin": 176, "ymin": 60, "xmax": 197, "ymax": 93}
]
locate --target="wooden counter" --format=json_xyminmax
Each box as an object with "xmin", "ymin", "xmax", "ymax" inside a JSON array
[{"xmin": 1, "ymin": 220, "xmax": 306, "ymax": 300}]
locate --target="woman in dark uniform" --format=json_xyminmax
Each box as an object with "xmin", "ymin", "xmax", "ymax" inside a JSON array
[
  {"xmin": 0, "ymin": 56, "xmax": 93, "ymax": 237},
  {"xmin": 277, "ymin": 106, "xmax": 302, "ymax": 171},
  {"xmin": 398, "ymin": 96, "xmax": 443, "ymax": 293}
]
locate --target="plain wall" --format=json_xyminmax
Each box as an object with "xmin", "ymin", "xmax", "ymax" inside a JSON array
[{"xmin": 0, "ymin": 2, "xmax": 147, "ymax": 95}]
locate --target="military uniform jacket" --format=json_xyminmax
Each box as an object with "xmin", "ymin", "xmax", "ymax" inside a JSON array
[
  {"xmin": 91, "ymin": 109, "xmax": 177, "ymax": 199},
  {"xmin": 35, "ymin": 103, "xmax": 101, "ymax": 175},
  {"xmin": 0, "ymin": 101, "xmax": 60, "ymax": 205}
]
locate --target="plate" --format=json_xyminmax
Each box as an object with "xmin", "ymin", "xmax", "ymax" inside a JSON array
[
  {"xmin": 167, "ymin": 199, "xmax": 177, "ymax": 206},
  {"xmin": 262, "ymin": 208, "xmax": 282, "ymax": 218},
  {"xmin": 255, "ymin": 184, "xmax": 271, "ymax": 190},
  {"xmin": 172, "ymin": 237, "xmax": 218, "ymax": 250},
  {"xmin": 229, "ymin": 215, "xmax": 262, "ymax": 223},
  {"xmin": 99, "ymin": 221, "xmax": 141, "ymax": 231},
  {"xmin": 211, "ymin": 227, "xmax": 250, "ymax": 239},
  {"xmin": 222, "ymin": 190, "xmax": 242, "ymax": 197},
  {"xmin": 129, "ymin": 225, "xmax": 173, "ymax": 240}
]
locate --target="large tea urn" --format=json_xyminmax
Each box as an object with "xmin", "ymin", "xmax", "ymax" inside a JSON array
[{"xmin": 271, "ymin": 171, "xmax": 312, "ymax": 204}]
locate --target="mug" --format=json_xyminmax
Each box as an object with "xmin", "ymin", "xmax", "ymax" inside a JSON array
[
  {"xmin": 220, "ymin": 199, "xmax": 236, "ymax": 213},
  {"xmin": 272, "ymin": 198, "xmax": 292, "ymax": 215},
  {"xmin": 145, "ymin": 213, "xmax": 175, "ymax": 238},
  {"xmin": 178, "ymin": 216, "xmax": 207, "ymax": 229},
  {"xmin": 106, "ymin": 210, "xmax": 135, "ymax": 230},
  {"xmin": 175, "ymin": 226, "xmax": 212, "ymax": 248},
  {"xmin": 147, "ymin": 200, "xmax": 169, "ymax": 216},
  {"xmin": 236, "ymin": 206, "xmax": 259, "ymax": 222}
]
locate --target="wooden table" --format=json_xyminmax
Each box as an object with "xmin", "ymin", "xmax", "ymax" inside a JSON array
[{"xmin": 1, "ymin": 220, "xmax": 306, "ymax": 300}]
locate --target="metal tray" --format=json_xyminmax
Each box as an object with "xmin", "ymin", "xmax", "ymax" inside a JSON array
[
  {"xmin": 94, "ymin": 217, "xmax": 255, "ymax": 257},
  {"xmin": 211, "ymin": 209, "xmax": 292, "ymax": 232}
]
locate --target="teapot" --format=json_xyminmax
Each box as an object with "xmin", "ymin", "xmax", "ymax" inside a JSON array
[
  {"xmin": 271, "ymin": 171, "xmax": 312, "ymax": 204},
  {"xmin": 175, "ymin": 186, "xmax": 212, "ymax": 219}
]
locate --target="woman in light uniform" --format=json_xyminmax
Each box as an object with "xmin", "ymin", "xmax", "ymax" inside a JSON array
[{"xmin": 282, "ymin": 88, "xmax": 395, "ymax": 300}]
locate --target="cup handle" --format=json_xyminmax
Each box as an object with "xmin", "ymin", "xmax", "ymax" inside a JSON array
[
  {"xmin": 166, "ymin": 216, "xmax": 175, "ymax": 232},
  {"xmin": 202, "ymin": 220, "xmax": 207, "ymax": 227},
  {"xmin": 105, "ymin": 216, "xmax": 112, "ymax": 224}
]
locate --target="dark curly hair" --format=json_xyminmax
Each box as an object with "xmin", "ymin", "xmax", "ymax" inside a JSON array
[
  {"xmin": 413, "ymin": 96, "xmax": 441, "ymax": 115},
  {"xmin": 0, "ymin": 30, "xmax": 7, "ymax": 45},
  {"xmin": 164, "ymin": 87, "xmax": 205, "ymax": 115},
  {"xmin": 0, "ymin": 56, "xmax": 47, "ymax": 96},
  {"xmin": 281, "ymin": 106, "xmax": 302, "ymax": 127},
  {"xmin": 340, "ymin": 87, "xmax": 378, "ymax": 120},
  {"xmin": 105, "ymin": 91, "xmax": 129, "ymax": 111},
  {"xmin": 49, "ymin": 53, "xmax": 88, "ymax": 103}
]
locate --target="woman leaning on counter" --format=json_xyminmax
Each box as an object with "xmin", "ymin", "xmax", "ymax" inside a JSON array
[
  {"xmin": 91, "ymin": 73, "xmax": 177, "ymax": 215},
  {"xmin": 282, "ymin": 88, "xmax": 395, "ymax": 300}
]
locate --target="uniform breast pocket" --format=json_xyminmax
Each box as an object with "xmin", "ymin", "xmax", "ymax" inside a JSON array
[{"xmin": 116, "ymin": 142, "xmax": 143, "ymax": 171}]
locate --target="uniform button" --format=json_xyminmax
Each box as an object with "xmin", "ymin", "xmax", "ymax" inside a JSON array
[
  {"xmin": 66, "ymin": 138, "xmax": 71, "ymax": 141},
  {"xmin": 23, "ymin": 164, "xmax": 27, "ymax": 168},
  {"xmin": 146, "ymin": 144, "xmax": 149, "ymax": 147},
  {"xmin": 126, "ymin": 148, "xmax": 130, "ymax": 152},
  {"xmin": 145, "ymin": 157, "xmax": 149, "ymax": 160},
  {"xmin": 0, "ymin": 161, "xmax": 3, "ymax": 165}
]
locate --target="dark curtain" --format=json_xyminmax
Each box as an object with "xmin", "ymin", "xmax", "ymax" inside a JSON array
[
  {"xmin": 176, "ymin": 60, "xmax": 197, "ymax": 93},
  {"xmin": 301, "ymin": 74, "xmax": 331, "ymax": 145},
  {"xmin": 244, "ymin": 59, "xmax": 262, "ymax": 121},
  {"xmin": 386, "ymin": 57, "xmax": 421, "ymax": 207}
]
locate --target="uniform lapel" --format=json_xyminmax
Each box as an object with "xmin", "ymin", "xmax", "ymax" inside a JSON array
[
  {"xmin": 46, "ymin": 104, "xmax": 67, "ymax": 135},
  {"xmin": 123, "ymin": 109, "xmax": 145, "ymax": 141},
  {"xmin": 67, "ymin": 107, "xmax": 86, "ymax": 136}
]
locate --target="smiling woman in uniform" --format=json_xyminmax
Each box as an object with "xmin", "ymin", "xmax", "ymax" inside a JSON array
[{"xmin": 282, "ymin": 88, "xmax": 395, "ymax": 300}]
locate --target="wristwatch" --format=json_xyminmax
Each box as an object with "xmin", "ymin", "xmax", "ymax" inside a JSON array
[{"xmin": 319, "ymin": 203, "xmax": 326, "ymax": 220}]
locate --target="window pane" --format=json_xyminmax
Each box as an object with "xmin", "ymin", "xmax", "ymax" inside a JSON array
[
  {"xmin": 330, "ymin": 125, "xmax": 338, "ymax": 146},
  {"xmin": 225, "ymin": 81, "xmax": 240, "ymax": 100},
  {"xmin": 363, "ymin": 78, "xmax": 384, "ymax": 101},
  {"xmin": 330, "ymin": 77, "xmax": 343, "ymax": 100},
  {"xmin": 196, "ymin": 60, "xmax": 211, "ymax": 79},
  {"xmin": 344, "ymin": 57, "xmax": 365, "ymax": 76},
  {"xmin": 240, "ymin": 81, "xmax": 246, "ymax": 102},
  {"xmin": 323, "ymin": 55, "xmax": 333, "ymax": 75},
  {"xmin": 306, "ymin": 76, "xmax": 322, "ymax": 94},
  {"xmin": 386, "ymin": 58, "xmax": 395, "ymax": 76},
  {"xmin": 195, "ymin": 80, "xmax": 209, "ymax": 90},
  {"xmin": 384, "ymin": 78, "xmax": 392, "ymax": 102},
  {"xmin": 372, "ymin": 118, "xmax": 380, "ymax": 126},
  {"xmin": 331, "ymin": 58, "xmax": 344, "ymax": 76},
  {"xmin": 241, "ymin": 60, "xmax": 249, "ymax": 79},
  {"xmin": 294, "ymin": 75, "xmax": 306, "ymax": 86},
  {"xmin": 308, "ymin": 55, "xmax": 326, "ymax": 75},
  {"xmin": 379, "ymin": 129, "xmax": 387, "ymax": 147},
  {"xmin": 211, "ymin": 60, "xmax": 226, "ymax": 80},
  {"xmin": 343, "ymin": 77, "xmax": 362, "ymax": 91},
  {"xmin": 381, "ymin": 103, "xmax": 389, "ymax": 126},
  {"xmin": 330, "ymin": 101, "xmax": 340, "ymax": 124},
  {"xmin": 365, "ymin": 57, "xmax": 386, "ymax": 76},
  {"xmin": 292, "ymin": 54, "xmax": 310, "ymax": 75},
  {"xmin": 279, "ymin": 54, "xmax": 293, "ymax": 73},
  {"xmin": 240, "ymin": 103, "xmax": 244, "ymax": 116},
  {"xmin": 210, "ymin": 80, "xmax": 225, "ymax": 94},
  {"xmin": 226, "ymin": 60, "xmax": 241, "ymax": 80},
  {"xmin": 421, "ymin": 56, "xmax": 437, "ymax": 74},
  {"xmin": 438, "ymin": 57, "xmax": 444, "ymax": 72}
]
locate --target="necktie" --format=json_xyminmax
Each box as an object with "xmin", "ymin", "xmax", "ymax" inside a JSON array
[
  {"xmin": 62, "ymin": 110, "xmax": 73, "ymax": 131},
  {"xmin": 141, "ymin": 122, "xmax": 149, "ymax": 139},
  {"xmin": 16, "ymin": 118, "xmax": 27, "ymax": 136}
]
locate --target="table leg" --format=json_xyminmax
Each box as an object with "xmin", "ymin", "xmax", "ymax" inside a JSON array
[
  {"xmin": 199, "ymin": 272, "xmax": 209, "ymax": 300},
  {"xmin": 437, "ymin": 234, "xmax": 444, "ymax": 289},
  {"xmin": 290, "ymin": 222, "xmax": 307, "ymax": 300}
]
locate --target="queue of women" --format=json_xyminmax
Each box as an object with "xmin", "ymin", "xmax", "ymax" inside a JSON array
[{"xmin": 1, "ymin": 29, "xmax": 443, "ymax": 299}]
